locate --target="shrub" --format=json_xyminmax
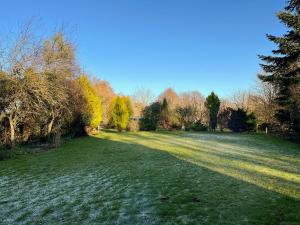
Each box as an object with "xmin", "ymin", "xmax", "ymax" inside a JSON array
[
  {"xmin": 169, "ymin": 123, "xmax": 182, "ymax": 131},
  {"xmin": 191, "ymin": 121, "xmax": 208, "ymax": 131},
  {"xmin": 126, "ymin": 120, "xmax": 140, "ymax": 132},
  {"xmin": 140, "ymin": 102, "xmax": 161, "ymax": 131},
  {"xmin": 0, "ymin": 147, "xmax": 18, "ymax": 161},
  {"xmin": 228, "ymin": 108, "xmax": 256, "ymax": 132},
  {"xmin": 109, "ymin": 97, "xmax": 130, "ymax": 132},
  {"xmin": 0, "ymin": 145, "xmax": 26, "ymax": 161},
  {"xmin": 70, "ymin": 115, "xmax": 87, "ymax": 137}
]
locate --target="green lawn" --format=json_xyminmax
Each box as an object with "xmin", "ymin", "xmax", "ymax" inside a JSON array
[{"xmin": 0, "ymin": 131, "xmax": 300, "ymax": 225}]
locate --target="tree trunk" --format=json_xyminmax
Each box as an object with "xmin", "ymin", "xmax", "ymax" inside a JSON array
[
  {"xmin": 9, "ymin": 116, "xmax": 15, "ymax": 148},
  {"xmin": 46, "ymin": 117, "xmax": 54, "ymax": 137},
  {"xmin": 53, "ymin": 130, "xmax": 61, "ymax": 148}
]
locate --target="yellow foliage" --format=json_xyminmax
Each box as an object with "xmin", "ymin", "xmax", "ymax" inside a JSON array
[
  {"xmin": 79, "ymin": 75, "xmax": 102, "ymax": 129},
  {"xmin": 108, "ymin": 96, "xmax": 130, "ymax": 131}
]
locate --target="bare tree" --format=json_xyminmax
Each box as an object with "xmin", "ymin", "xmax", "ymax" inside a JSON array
[
  {"xmin": 41, "ymin": 31, "xmax": 78, "ymax": 140},
  {"xmin": 231, "ymin": 90, "xmax": 252, "ymax": 111},
  {"xmin": 130, "ymin": 88, "xmax": 155, "ymax": 118},
  {"xmin": 250, "ymin": 80, "xmax": 278, "ymax": 129},
  {"xmin": 0, "ymin": 23, "xmax": 49, "ymax": 146},
  {"xmin": 131, "ymin": 88, "xmax": 154, "ymax": 106},
  {"xmin": 179, "ymin": 91, "xmax": 206, "ymax": 123}
]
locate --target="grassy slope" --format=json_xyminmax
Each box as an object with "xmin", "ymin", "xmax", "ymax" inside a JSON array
[{"xmin": 0, "ymin": 131, "xmax": 299, "ymax": 225}]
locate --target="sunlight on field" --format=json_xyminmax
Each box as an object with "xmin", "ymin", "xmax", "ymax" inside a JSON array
[
  {"xmin": 1, "ymin": 131, "xmax": 300, "ymax": 224},
  {"xmin": 101, "ymin": 132, "xmax": 300, "ymax": 199}
]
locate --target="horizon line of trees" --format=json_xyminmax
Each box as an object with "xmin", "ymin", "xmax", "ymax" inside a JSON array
[{"xmin": 0, "ymin": 0, "xmax": 299, "ymax": 149}]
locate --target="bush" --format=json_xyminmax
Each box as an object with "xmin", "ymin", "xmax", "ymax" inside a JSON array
[
  {"xmin": 0, "ymin": 148, "xmax": 17, "ymax": 161},
  {"xmin": 169, "ymin": 123, "xmax": 182, "ymax": 131},
  {"xmin": 70, "ymin": 115, "xmax": 88, "ymax": 137},
  {"xmin": 184, "ymin": 121, "xmax": 207, "ymax": 131},
  {"xmin": 191, "ymin": 121, "xmax": 207, "ymax": 131},
  {"xmin": 228, "ymin": 108, "xmax": 256, "ymax": 132},
  {"xmin": 109, "ymin": 96, "xmax": 130, "ymax": 132},
  {"xmin": 0, "ymin": 145, "xmax": 24, "ymax": 161},
  {"xmin": 140, "ymin": 102, "xmax": 161, "ymax": 131},
  {"xmin": 127, "ymin": 120, "xmax": 140, "ymax": 132}
]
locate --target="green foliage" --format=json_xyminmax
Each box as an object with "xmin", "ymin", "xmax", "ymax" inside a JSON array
[
  {"xmin": 258, "ymin": 0, "xmax": 300, "ymax": 132},
  {"xmin": 228, "ymin": 108, "xmax": 256, "ymax": 132},
  {"xmin": 0, "ymin": 149, "xmax": 16, "ymax": 161},
  {"xmin": 160, "ymin": 98, "xmax": 171, "ymax": 129},
  {"xmin": 184, "ymin": 120, "xmax": 207, "ymax": 131},
  {"xmin": 69, "ymin": 115, "xmax": 87, "ymax": 137},
  {"xmin": 140, "ymin": 102, "xmax": 162, "ymax": 131},
  {"xmin": 79, "ymin": 75, "xmax": 102, "ymax": 129},
  {"xmin": 191, "ymin": 120, "xmax": 208, "ymax": 131},
  {"xmin": 124, "ymin": 96, "xmax": 134, "ymax": 118},
  {"xmin": 109, "ymin": 96, "xmax": 130, "ymax": 132},
  {"xmin": 205, "ymin": 92, "xmax": 220, "ymax": 130}
]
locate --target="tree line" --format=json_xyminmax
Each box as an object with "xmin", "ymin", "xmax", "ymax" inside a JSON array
[{"xmin": 0, "ymin": 0, "xmax": 299, "ymax": 150}]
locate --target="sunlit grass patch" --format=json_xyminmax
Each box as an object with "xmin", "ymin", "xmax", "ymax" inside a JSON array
[{"xmin": 0, "ymin": 131, "xmax": 299, "ymax": 224}]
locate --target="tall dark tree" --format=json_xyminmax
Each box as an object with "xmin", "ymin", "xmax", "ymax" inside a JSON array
[
  {"xmin": 258, "ymin": 0, "xmax": 300, "ymax": 132},
  {"xmin": 160, "ymin": 98, "xmax": 170, "ymax": 129},
  {"xmin": 205, "ymin": 92, "xmax": 220, "ymax": 131}
]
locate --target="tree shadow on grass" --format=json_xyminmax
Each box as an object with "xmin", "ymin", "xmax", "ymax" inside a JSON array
[
  {"xmin": 0, "ymin": 134, "xmax": 300, "ymax": 225},
  {"xmin": 88, "ymin": 135, "xmax": 300, "ymax": 225},
  {"xmin": 124, "ymin": 131, "xmax": 300, "ymax": 174}
]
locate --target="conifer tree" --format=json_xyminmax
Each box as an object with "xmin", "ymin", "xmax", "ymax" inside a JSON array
[
  {"xmin": 124, "ymin": 96, "xmax": 134, "ymax": 118},
  {"xmin": 109, "ymin": 97, "xmax": 129, "ymax": 132},
  {"xmin": 79, "ymin": 75, "xmax": 102, "ymax": 129},
  {"xmin": 140, "ymin": 102, "xmax": 162, "ymax": 131},
  {"xmin": 205, "ymin": 92, "xmax": 220, "ymax": 131},
  {"xmin": 160, "ymin": 98, "xmax": 170, "ymax": 129},
  {"xmin": 259, "ymin": 0, "xmax": 300, "ymax": 132}
]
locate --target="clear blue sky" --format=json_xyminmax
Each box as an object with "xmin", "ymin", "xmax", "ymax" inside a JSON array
[{"xmin": 1, "ymin": 0, "xmax": 286, "ymax": 97}]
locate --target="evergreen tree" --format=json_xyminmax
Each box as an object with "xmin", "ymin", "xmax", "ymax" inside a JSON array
[
  {"xmin": 140, "ymin": 102, "xmax": 162, "ymax": 131},
  {"xmin": 228, "ymin": 108, "xmax": 256, "ymax": 133},
  {"xmin": 205, "ymin": 92, "xmax": 220, "ymax": 131},
  {"xmin": 79, "ymin": 75, "xmax": 102, "ymax": 130},
  {"xmin": 160, "ymin": 98, "xmax": 170, "ymax": 129},
  {"xmin": 109, "ymin": 97, "xmax": 129, "ymax": 132},
  {"xmin": 124, "ymin": 96, "xmax": 134, "ymax": 118},
  {"xmin": 258, "ymin": 0, "xmax": 300, "ymax": 132}
]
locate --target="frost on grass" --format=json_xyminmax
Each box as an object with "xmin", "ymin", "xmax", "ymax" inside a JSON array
[
  {"xmin": 0, "ymin": 167, "xmax": 158, "ymax": 225},
  {"xmin": 0, "ymin": 131, "xmax": 300, "ymax": 225}
]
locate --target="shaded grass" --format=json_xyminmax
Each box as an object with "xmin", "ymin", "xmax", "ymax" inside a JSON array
[{"xmin": 0, "ymin": 131, "xmax": 299, "ymax": 224}]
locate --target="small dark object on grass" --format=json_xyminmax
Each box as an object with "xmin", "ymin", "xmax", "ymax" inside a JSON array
[
  {"xmin": 192, "ymin": 197, "xmax": 201, "ymax": 203},
  {"xmin": 160, "ymin": 195, "xmax": 169, "ymax": 201}
]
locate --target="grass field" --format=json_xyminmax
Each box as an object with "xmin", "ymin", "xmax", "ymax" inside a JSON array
[{"xmin": 0, "ymin": 131, "xmax": 299, "ymax": 225}]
